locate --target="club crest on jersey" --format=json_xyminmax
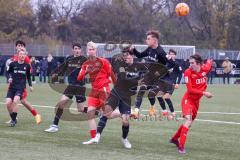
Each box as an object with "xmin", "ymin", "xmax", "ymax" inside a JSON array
[
  {"xmin": 191, "ymin": 74, "xmax": 197, "ymax": 78},
  {"xmin": 95, "ymin": 62, "xmax": 101, "ymax": 67},
  {"xmin": 202, "ymin": 72, "xmax": 206, "ymax": 76}
]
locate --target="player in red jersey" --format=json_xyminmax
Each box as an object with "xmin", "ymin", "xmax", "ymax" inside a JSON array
[
  {"xmin": 77, "ymin": 41, "xmax": 116, "ymax": 144},
  {"xmin": 6, "ymin": 40, "xmax": 42, "ymax": 125},
  {"xmin": 169, "ymin": 54, "xmax": 213, "ymax": 154}
]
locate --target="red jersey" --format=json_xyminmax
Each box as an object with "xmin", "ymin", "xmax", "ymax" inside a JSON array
[
  {"xmin": 12, "ymin": 54, "xmax": 31, "ymax": 64},
  {"xmin": 77, "ymin": 57, "xmax": 116, "ymax": 89},
  {"xmin": 183, "ymin": 59, "xmax": 212, "ymax": 100}
]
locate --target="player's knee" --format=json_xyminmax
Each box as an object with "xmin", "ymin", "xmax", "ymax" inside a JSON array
[
  {"xmin": 148, "ymin": 90, "xmax": 156, "ymax": 98},
  {"xmin": 103, "ymin": 105, "xmax": 114, "ymax": 117},
  {"xmin": 6, "ymin": 100, "xmax": 12, "ymax": 107},
  {"xmin": 122, "ymin": 119, "xmax": 129, "ymax": 126},
  {"xmin": 140, "ymin": 85, "xmax": 147, "ymax": 91},
  {"xmin": 77, "ymin": 104, "xmax": 85, "ymax": 112},
  {"xmin": 103, "ymin": 111, "xmax": 113, "ymax": 119},
  {"xmin": 185, "ymin": 119, "xmax": 193, "ymax": 127},
  {"xmin": 137, "ymin": 85, "xmax": 147, "ymax": 96},
  {"xmin": 122, "ymin": 114, "xmax": 130, "ymax": 126},
  {"xmin": 20, "ymin": 99, "xmax": 26, "ymax": 104},
  {"xmin": 13, "ymin": 97, "xmax": 20, "ymax": 104},
  {"xmin": 87, "ymin": 108, "xmax": 96, "ymax": 119},
  {"xmin": 13, "ymin": 100, "xmax": 18, "ymax": 104},
  {"xmin": 163, "ymin": 93, "xmax": 171, "ymax": 99},
  {"xmin": 57, "ymin": 100, "xmax": 68, "ymax": 109}
]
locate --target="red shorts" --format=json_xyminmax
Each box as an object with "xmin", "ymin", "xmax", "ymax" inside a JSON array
[
  {"xmin": 22, "ymin": 88, "xmax": 27, "ymax": 100},
  {"xmin": 181, "ymin": 97, "xmax": 200, "ymax": 121},
  {"xmin": 88, "ymin": 86, "xmax": 110, "ymax": 109}
]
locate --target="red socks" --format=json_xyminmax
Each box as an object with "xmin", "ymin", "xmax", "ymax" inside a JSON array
[
  {"xmin": 172, "ymin": 125, "xmax": 183, "ymax": 141},
  {"xmin": 31, "ymin": 109, "xmax": 37, "ymax": 116},
  {"xmin": 179, "ymin": 126, "xmax": 189, "ymax": 148},
  {"xmin": 90, "ymin": 130, "xmax": 96, "ymax": 138}
]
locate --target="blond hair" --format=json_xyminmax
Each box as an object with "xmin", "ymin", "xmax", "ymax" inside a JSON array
[{"xmin": 87, "ymin": 41, "xmax": 97, "ymax": 50}]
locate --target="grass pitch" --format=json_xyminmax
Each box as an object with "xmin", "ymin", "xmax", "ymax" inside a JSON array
[{"xmin": 0, "ymin": 82, "xmax": 240, "ymax": 160}]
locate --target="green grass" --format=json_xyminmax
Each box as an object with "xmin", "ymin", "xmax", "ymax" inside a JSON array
[{"xmin": 0, "ymin": 83, "xmax": 240, "ymax": 160}]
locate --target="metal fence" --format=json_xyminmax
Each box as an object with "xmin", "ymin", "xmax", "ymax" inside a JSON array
[
  {"xmin": 196, "ymin": 49, "xmax": 240, "ymax": 60},
  {"xmin": 1, "ymin": 43, "xmax": 240, "ymax": 60},
  {"xmin": 0, "ymin": 43, "xmax": 73, "ymax": 57}
]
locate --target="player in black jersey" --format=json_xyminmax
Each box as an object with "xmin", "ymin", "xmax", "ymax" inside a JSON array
[
  {"xmin": 148, "ymin": 49, "xmax": 182, "ymax": 119},
  {"xmin": 45, "ymin": 43, "xmax": 87, "ymax": 133},
  {"xmin": 129, "ymin": 30, "xmax": 175, "ymax": 117},
  {"xmin": 6, "ymin": 48, "xmax": 32, "ymax": 127},
  {"xmin": 85, "ymin": 48, "xmax": 168, "ymax": 148}
]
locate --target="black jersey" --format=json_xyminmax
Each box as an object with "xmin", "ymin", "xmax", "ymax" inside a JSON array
[
  {"xmin": 132, "ymin": 46, "xmax": 170, "ymax": 65},
  {"xmin": 111, "ymin": 55, "xmax": 148, "ymax": 96},
  {"xmin": 142, "ymin": 61, "xmax": 168, "ymax": 85},
  {"xmin": 114, "ymin": 62, "xmax": 148, "ymax": 96},
  {"xmin": 8, "ymin": 61, "xmax": 32, "ymax": 90},
  {"xmin": 53, "ymin": 55, "xmax": 87, "ymax": 86},
  {"xmin": 167, "ymin": 60, "xmax": 182, "ymax": 84}
]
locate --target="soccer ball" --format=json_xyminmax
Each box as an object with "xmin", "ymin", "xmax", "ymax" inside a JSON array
[{"xmin": 175, "ymin": 3, "xmax": 190, "ymax": 17}]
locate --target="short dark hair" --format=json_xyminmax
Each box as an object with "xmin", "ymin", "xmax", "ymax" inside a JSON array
[
  {"xmin": 16, "ymin": 40, "xmax": 26, "ymax": 47},
  {"xmin": 169, "ymin": 49, "xmax": 177, "ymax": 55},
  {"xmin": 146, "ymin": 30, "xmax": 160, "ymax": 40},
  {"xmin": 72, "ymin": 43, "xmax": 81, "ymax": 49},
  {"xmin": 121, "ymin": 47, "xmax": 130, "ymax": 54},
  {"xmin": 190, "ymin": 54, "xmax": 203, "ymax": 64}
]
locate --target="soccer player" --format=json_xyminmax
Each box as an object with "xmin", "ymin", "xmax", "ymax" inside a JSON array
[
  {"xmin": 130, "ymin": 30, "xmax": 175, "ymax": 117},
  {"xmin": 85, "ymin": 49, "xmax": 148, "ymax": 148},
  {"xmin": 148, "ymin": 49, "xmax": 182, "ymax": 119},
  {"xmin": 85, "ymin": 48, "xmax": 168, "ymax": 148},
  {"xmin": 77, "ymin": 41, "xmax": 116, "ymax": 144},
  {"xmin": 6, "ymin": 41, "xmax": 41, "ymax": 125},
  {"xmin": 45, "ymin": 43, "xmax": 87, "ymax": 132},
  {"xmin": 6, "ymin": 48, "xmax": 33, "ymax": 127},
  {"xmin": 169, "ymin": 54, "xmax": 213, "ymax": 154}
]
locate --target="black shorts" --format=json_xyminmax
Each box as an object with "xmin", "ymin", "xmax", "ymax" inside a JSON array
[
  {"xmin": 6, "ymin": 88, "xmax": 24, "ymax": 100},
  {"xmin": 63, "ymin": 85, "xmax": 86, "ymax": 103},
  {"xmin": 152, "ymin": 79, "xmax": 174, "ymax": 95},
  {"xmin": 105, "ymin": 89, "xmax": 131, "ymax": 115},
  {"xmin": 141, "ymin": 76, "xmax": 158, "ymax": 86}
]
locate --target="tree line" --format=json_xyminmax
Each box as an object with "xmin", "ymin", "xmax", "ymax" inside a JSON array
[{"xmin": 0, "ymin": 0, "xmax": 240, "ymax": 49}]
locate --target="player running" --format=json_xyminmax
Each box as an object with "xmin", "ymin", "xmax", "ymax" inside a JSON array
[
  {"xmin": 6, "ymin": 48, "xmax": 33, "ymax": 127},
  {"xmin": 77, "ymin": 41, "xmax": 116, "ymax": 144},
  {"xmin": 169, "ymin": 54, "xmax": 213, "ymax": 154},
  {"xmin": 45, "ymin": 43, "xmax": 87, "ymax": 132},
  {"xmin": 6, "ymin": 40, "xmax": 42, "ymax": 124},
  {"xmin": 6, "ymin": 40, "xmax": 41, "ymax": 125}
]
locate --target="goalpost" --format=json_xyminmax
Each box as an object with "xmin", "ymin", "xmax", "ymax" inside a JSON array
[{"xmin": 95, "ymin": 43, "xmax": 195, "ymax": 59}]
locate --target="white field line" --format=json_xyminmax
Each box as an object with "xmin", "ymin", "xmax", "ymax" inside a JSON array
[
  {"xmin": 141, "ymin": 109, "xmax": 240, "ymax": 115},
  {"xmin": 0, "ymin": 102, "xmax": 78, "ymax": 111},
  {"xmin": 1, "ymin": 102, "xmax": 239, "ymax": 115},
  {"xmin": 1, "ymin": 102, "xmax": 240, "ymax": 125}
]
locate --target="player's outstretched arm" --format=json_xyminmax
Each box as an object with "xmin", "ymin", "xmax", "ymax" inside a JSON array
[
  {"xmin": 202, "ymin": 59, "xmax": 213, "ymax": 73},
  {"xmin": 130, "ymin": 47, "xmax": 149, "ymax": 58}
]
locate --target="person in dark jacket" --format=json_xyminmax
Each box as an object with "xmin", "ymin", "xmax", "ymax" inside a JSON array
[{"xmin": 39, "ymin": 57, "xmax": 48, "ymax": 83}]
